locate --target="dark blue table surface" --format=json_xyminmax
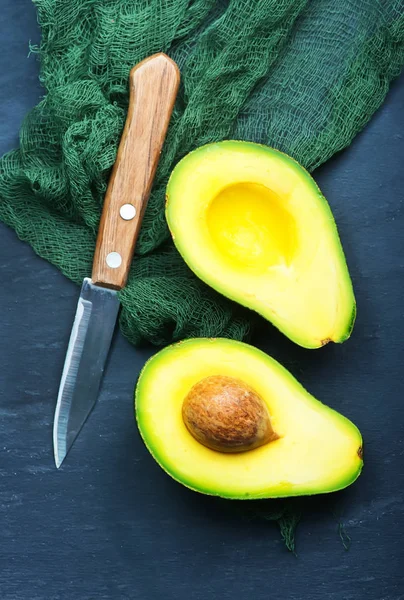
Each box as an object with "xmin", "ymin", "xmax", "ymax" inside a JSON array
[{"xmin": 1, "ymin": 2, "xmax": 403, "ymax": 599}]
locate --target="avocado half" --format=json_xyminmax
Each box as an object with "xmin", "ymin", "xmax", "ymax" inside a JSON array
[
  {"xmin": 135, "ymin": 338, "xmax": 363, "ymax": 499},
  {"xmin": 166, "ymin": 141, "xmax": 356, "ymax": 349}
]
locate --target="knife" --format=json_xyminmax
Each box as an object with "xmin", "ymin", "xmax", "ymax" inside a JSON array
[{"xmin": 53, "ymin": 53, "xmax": 180, "ymax": 468}]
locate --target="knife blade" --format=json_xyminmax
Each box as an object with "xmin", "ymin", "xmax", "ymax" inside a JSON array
[{"xmin": 53, "ymin": 53, "xmax": 180, "ymax": 468}]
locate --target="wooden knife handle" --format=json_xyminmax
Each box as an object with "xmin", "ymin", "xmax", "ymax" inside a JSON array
[{"xmin": 91, "ymin": 53, "xmax": 180, "ymax": 290}]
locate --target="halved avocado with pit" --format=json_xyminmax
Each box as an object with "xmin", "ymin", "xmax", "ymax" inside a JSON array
[
  {"xmin": 135, "ymin": 338, "xmax": 363, "ymax": 499},
  {"xmin": 166, "ymin": 141, "xmax": 356, "ymax": 349}
]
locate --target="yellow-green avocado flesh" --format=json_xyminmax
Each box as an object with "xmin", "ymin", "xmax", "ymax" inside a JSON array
[
  {"xmin": 135, "ymin": 338, "xmax": 363, "ymax": 499},
  {"xmin": 166, "ymin": 141, "xmax": 356, "ymax": 349}
]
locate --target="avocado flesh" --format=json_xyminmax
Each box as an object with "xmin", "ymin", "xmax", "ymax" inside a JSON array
[
  {"xmin": 135, "ymin": 338, "xmax": 363, "ymax": 499},
  {"xmin": 166, "ymin": 141, "xmax": 356, "ymax": 349}
]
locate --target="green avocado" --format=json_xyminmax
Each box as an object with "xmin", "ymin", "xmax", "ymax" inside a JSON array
[
  {"xmin": 166, "ymin": 141, "xmax": 356, "ymax": 349},
  {"xmin": 135, "ymin": 338, "xmax": 363, "ymax": 499}
]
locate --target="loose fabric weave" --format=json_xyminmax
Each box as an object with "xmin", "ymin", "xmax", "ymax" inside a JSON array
[
  {"xmin": 0, "ymin": 0, "xmax": 403, "ymax": 346},
  {"xmin": 0, "ymin": 0, "xmax": 403, "ymax": 549}
]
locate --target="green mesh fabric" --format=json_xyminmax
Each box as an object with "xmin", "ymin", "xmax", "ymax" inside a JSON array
[{"xmin": 0, "ymin": 0, "xmax": 403, "ymax": 346}]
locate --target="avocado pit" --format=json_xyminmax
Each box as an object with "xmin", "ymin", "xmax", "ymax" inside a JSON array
[{"xmin": 182, "ymin": 375, "xmax": 279, "ymax": 453}]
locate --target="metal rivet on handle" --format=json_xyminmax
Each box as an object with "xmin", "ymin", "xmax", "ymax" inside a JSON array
[
  {"xmin": 106, "ymin": 252, "xmax": 122, "ymax": 269},
  {"xmin": 120, "ymin": 204, "xmax": 137, "ymax": 220}
]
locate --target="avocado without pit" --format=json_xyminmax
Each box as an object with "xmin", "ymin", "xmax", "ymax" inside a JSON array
[
  {"xmin": 135, "ymin": 338, "xmax": 363, "ymax": 499},
  {"xmin": 166, "ymin": 141, "xmax": 356, "ymax": 349}
]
